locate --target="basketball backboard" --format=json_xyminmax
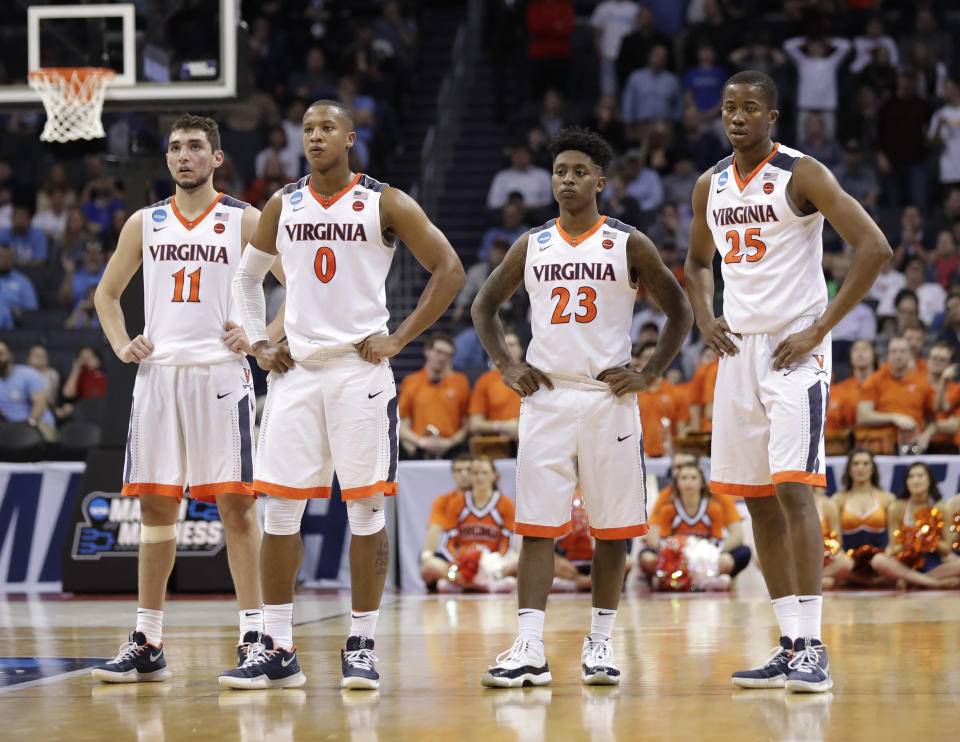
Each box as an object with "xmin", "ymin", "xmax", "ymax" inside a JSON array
[{"xmin": 0, "ymin": 0, "xmax": 241, "ymax": 108}]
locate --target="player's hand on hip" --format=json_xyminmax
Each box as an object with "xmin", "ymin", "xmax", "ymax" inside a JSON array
[
  {"xmin": 253, "ymin": 340, "xmax": 295, "ymax": 374},
  {"xmin": 355, "ymin": 334, "xmax": 402, "ymax": 364},
  {"xmin": 772, "ymin": 326, "xmax": 824, "ymax": 371},
  {"xmin": 700, "ymin": 316, "xmax": 740, "ymax": 357},
  {"xmin": 500, "ymin": 362, "xmax": 554, "ymax": 397},
  {"xmin": 598, "ymin": 366, "xmax": 655, "ymax": 396},
  {"xmin": 221, "ymin": 321, "xmax": 252, "ymax": 354},
  {"xmin": 117, "ymin": 335, "xmax": 154, "ymax": 363}
]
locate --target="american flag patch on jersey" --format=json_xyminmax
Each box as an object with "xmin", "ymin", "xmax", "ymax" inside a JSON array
[
  {"xmin": 762, "ymin": 171, "xmax": 778, "ymax": 181},
  {"xmin": 603, "ymin": 230, "xmax": 616, "ymax": 238},
  {"xmin": 352, "ymin": 191, "xmax": 369, "ymax": 200},
  {"xmin": 215, "ymin": 211, "xmax": 230, "ymax": 221}
]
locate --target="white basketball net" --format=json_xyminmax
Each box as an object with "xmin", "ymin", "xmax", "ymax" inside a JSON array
[{"xmin": 28, "ymin": 67, "xmax": 115, "ymax": 143}]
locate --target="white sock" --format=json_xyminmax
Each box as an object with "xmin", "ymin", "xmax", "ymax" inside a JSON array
[
  {"xmin": 350, "ymin": 609, "xmax": 379, "ymax": 639},
  {"xmin": 589, "ymin": 607, "xmax": 616, "ymax": 641},
  {"xmin": 518, "ymin": 608, "xmax": 546, "ymax": 645},
  {"xmin": 264, "ymin": 603, "xmax": 294, "ymax": 650},
  {"xmin": 771, "ymin": 595, "xmax": 799, "ymax": 640},
  {"xmin": 797, "ymin": 595, "xmax": 823, "ymax": 641},
  {"xmin": 239, "ymin": 609, "xmax": 264, "ymax": 641},
  {"xmin": 135, "ymin": 608, "xmax": 163, "ymax": 646}
]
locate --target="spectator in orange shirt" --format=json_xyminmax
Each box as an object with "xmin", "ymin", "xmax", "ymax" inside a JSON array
[
  {"xmin": 468, "ymin": 331, "xmax": 523, "ymax": 442},
  {"xmin": 857, "ymin": 336, "xmax": 936, "ymax": 452},
  {"xmin": 929, "ymin": 342, "xmax": 960, "ymax": 451},
  {"xmin": 419, "ymin": 455, "xmax": 518, "ymax": 592},
  {"xmin": 827, "ymin": 339, "xmax": 876, "ymax": 433},
  {"xmin": 902, "ymin": 319, "xmax": 929, "ymax": 373},
  {"xmin": 689, "ymin": 345, "xmax": 718, "ymax": 431},
  {"xmin": 399, "ymin": 332, "xmax": 471, "ymax": 459},
  {"xmin": 631, "ymin": 342, "xmax": 690, "ymax": 457},
  {"xmin": 638, "ymin": 463, "xmax": 751, "ymax": 589}
]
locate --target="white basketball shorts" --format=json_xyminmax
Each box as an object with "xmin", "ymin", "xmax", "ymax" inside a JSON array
[
  {"xmin": 515, "ymin": 376, "xmax": 648, "ymax": 539},
  {"xmin": 710, "ymin": 315, "xmax": 831, "ymax": 497},
  {"xmin": 254, "ymin": 352, "xmax": 398, "ymax": 500},
  {"xmin": 122, "ymin": 357, "xmax": 256, "ymax": 502}
]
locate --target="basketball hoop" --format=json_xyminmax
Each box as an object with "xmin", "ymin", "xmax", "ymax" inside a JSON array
[{"xmin": 28, "ymin": 67, "xmax": 115, "ymax": 143}]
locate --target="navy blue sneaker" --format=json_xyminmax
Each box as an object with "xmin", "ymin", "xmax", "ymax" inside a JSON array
[
  {"xmin": 237, "ymin": 631, "xmax": 263, "ymax": 668},
  {"xmin": 341, "ymin": 636, "xmax": 379, "ymax": 690},
  {"xmin": 91, "ymin": 631, "xmax": 172, "ymax": 683},
  {"xmin": 731, "ymin": 636, "xmax": 793, "ymax": 689},
  {"xmin": 785, "ymin": 638, "xmax": 833, "ymax": 693},
  {"xmin": 219, "ymin": 635, "xmax": 306, "ymax": 690}
]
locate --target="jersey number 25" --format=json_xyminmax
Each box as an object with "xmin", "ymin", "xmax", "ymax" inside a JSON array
[{"xmin": 723, "ymin": 228, "xmax": 767, "ymax": 264}]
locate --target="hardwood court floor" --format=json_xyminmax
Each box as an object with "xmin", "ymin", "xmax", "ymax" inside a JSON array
[{"xmin": 1, "ymin": 588, "xmax": 958, "ymax": 741}]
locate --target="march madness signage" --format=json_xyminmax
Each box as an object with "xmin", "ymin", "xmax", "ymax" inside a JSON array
[{"xmin": 72, "ymin": 491, "xmax": 226, "ymax": 560}]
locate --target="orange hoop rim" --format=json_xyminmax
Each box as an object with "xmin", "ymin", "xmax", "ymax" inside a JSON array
[
  {"xmin": 28, "ymin": 67, "xmax": 116, "ymax": 102},
  {"xmin": 27, "ymin": 66, "xmax": 116, "ymax": 83}
]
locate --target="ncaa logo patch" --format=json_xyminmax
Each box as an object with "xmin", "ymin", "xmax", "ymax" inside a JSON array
[
  {"xmin": 151, "ymin": 209, "xmax": 166, "ymax": 223},
  {"xmin": 763, "ymin": 182, "xmax": 775, "ymax": 194},
  {"xmin": 87, "ymin": 497, "xmax": 110, "ymax": 519},
  {"xmin": 213, "ymin": 222, "xmax": 226, "ymax": 234},
  {"xmin": 537, "ymin": 232, "xmax": 551, "ymax": 244},
  {"xmin": 717, "ymin": 171, "xmax": 729, "ymax": 187},
  {"xmin": 602, "ymin": 239, "xmax": 614, "ymax": 250},
  {"xmin": 290, "ymin": 191, "xmax": 303, "ymax": 205},
  {"xmin": 353, "ymin": 200, "xmax": 365, "ymax": 212}
]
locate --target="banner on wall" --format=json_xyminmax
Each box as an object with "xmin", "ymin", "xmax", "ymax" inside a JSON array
[{"xmin": 6, "ymin": 455, "xmax": 960, "ymax": 592}]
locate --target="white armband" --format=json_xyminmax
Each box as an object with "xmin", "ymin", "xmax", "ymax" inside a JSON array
[{"xmin": 232, "ymin": 244, "xmax": 275, "ymax": 346}]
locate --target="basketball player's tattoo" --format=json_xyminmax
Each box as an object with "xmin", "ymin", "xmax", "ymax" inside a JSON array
[{"xmin": 375, "ymin": 540, "xmax": 389, "ymax": 574}]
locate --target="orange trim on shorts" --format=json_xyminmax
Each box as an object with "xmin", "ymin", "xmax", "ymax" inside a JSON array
[
  {"xmin": 189, "ymin": 481, "xmax": 255, "ymax": 502},
  {"xmin": 514, "ymin": 521, "xmax": 572, "ymax": 538},
  {"xmin": 340, "ymin": 481, "xmax": 398, "ymax": 500},
  {"xmin": 590, "ymin": 524, "xmax": 649, "ymax": 539},
  {"xmin": 771, "ymin": 471, "xmax": 826, "ymax": 487},
  {"xmin": 122, "ymin": 483, "xmax": 184, "ymax": 498},
  {"xmin": 710, "ymin": 480, "xmax": 776, "ymax": 498},
  {"xmin": 253, "ymin": 479, "xmax": 332, "ymax": 499}
]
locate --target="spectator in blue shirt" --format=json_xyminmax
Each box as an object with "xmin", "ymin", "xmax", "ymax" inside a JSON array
[
  {"xmin": 79, "ymin": 154, "xmax": 124, "ymax": 235},
  {"xmin": 622, "ymin": 44, "xmax": 684, "ymax": 136},
  {"xmin": 683, "ymin": 42, "xmax": 726, "ymax": 124},
  {"xmin": 59, "ymin": 239, "xmax": 106, "ymax": 310},
  {"xmin": 478, "ymin": 203, "xmax": 528, "ymax": 262},
  {"xmin": 0, "ymin": 243, "xmax": 38, "ymax": 329},
  {"xmin": 0, "ymin": 204, "xmax": 48, "ymax": 266},
  {"xmin": 0, "ymin": 341, "xmax": 55, "ymax": 439}
]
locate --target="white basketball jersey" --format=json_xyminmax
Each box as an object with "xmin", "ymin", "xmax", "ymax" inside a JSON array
[
  {"xmin": 141, "ymin": 193, "xmax": 247, "ymax": 365},
  {"xmin": 525, "ymin": 216, "xmax": 637, "ymax": 378},
  {"xmin": 275, "ymin": 173, "xmax": 395, "ymax": 360},
  {"xmin": 707, "ymin": 143, "xmax": 827, "ymax": 334}
]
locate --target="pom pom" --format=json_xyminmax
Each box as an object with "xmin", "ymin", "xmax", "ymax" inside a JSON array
[
  {"xmin": 823, "ymin": 530, "xmax": 842, "ymax": 566},
  {"xmin": 654, "ymin": 536, "xmax": 691, "ymax": 591},
  {"xmin": 895, "ymin": 507, "xmax": 944, "ymax": 570},
  {"xmin": 683, "ymin": 536, "xmax": 723, "ymax": 590},
  {"xmin": 848, "ymin": 544, "xmax": 882, "ymax": 575},
  {"xmin": 450, "ymin": 543, "xmax": 486, "ymax": 587}
]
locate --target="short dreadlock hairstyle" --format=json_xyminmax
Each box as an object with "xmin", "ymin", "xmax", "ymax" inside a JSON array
[
  {"xmin": 723, "ymin": 70, "xmax": 778, "ymax": 109},
  {"xmin": 549, "ymin": 127, "xmax": 614, "ymax": 173}
]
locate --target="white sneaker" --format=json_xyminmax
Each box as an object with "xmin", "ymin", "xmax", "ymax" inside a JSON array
[
  {"xmin": 481, "ymin": 637, "xmax": 552, "ymax": 688},
  {"xmin": 581, "ymin": 636, "xmax": 620, "ymax": 686}
]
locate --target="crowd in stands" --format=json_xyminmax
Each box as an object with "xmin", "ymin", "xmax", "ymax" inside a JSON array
[
  {"xmin": 443, "ymin": 0, "xmax": 960, "ymax": 459},
  {"xmin": 6, "ymin": 2, "xmax": 960, "ymax": 464},
  {"xmin": 0, "ymin": 1, "xmax": 418, "ymax": 452}
]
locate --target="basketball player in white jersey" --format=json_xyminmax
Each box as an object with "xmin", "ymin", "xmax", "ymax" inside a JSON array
[
  {"xmin": 472, "ymin": 128, "xmax": 692, "ymax": 687},
  {"xmin": 90, "ymin": 115, "xmax": 286, "ymax": 683},
  {"xmin": 686, "ymin": 71, "xmax": 892, "ymax": 692},
  {"xmin": 221, "ymin": 100, "xmax": 464, "ymax": 690}
]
